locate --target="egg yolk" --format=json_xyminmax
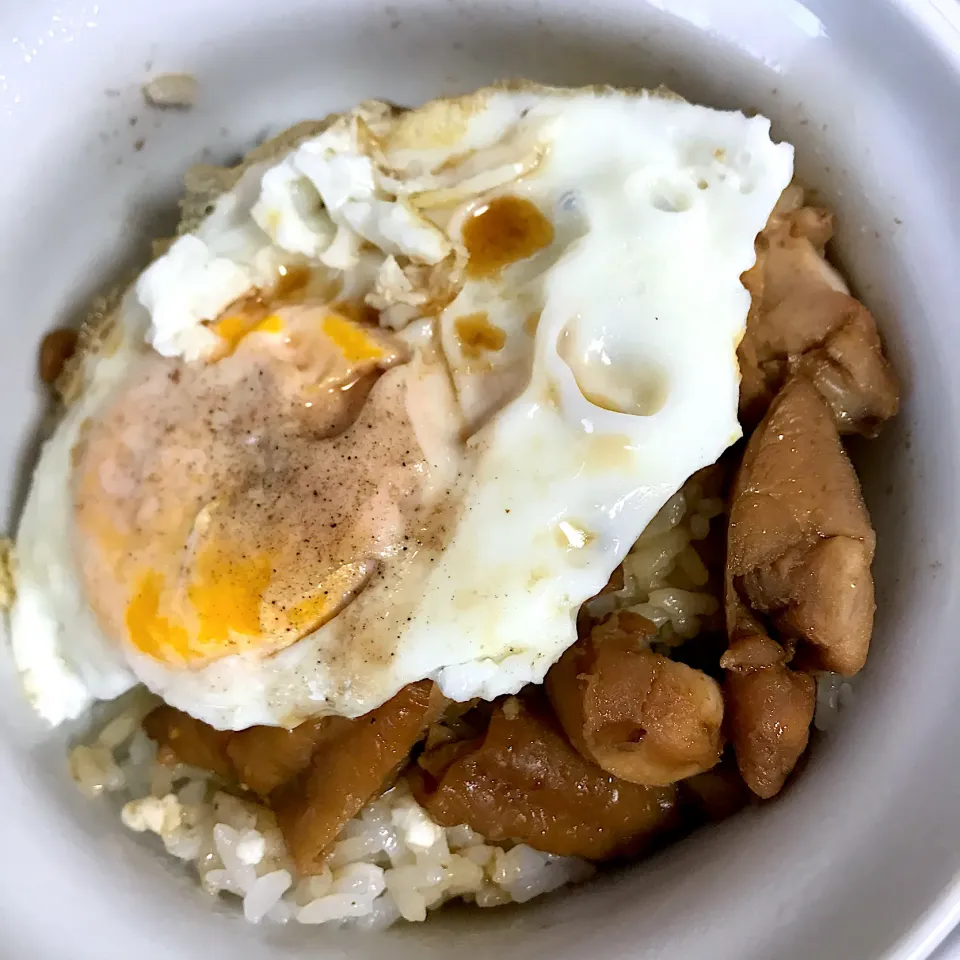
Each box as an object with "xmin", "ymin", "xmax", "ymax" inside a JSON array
[
  {"xmin": 213, "ymin": 312, "xmax": 285, "ymax": 356},
  {"xmin": 73, "ymin": 300, "xmax": 424, "ymax": 668},
  {"xmin": 124, "ymin": 571, "xmax": 189, "ymax": 662},
  {"xmin": 322, "ymin": 313, "xmax": 385, "ymax": 364}
]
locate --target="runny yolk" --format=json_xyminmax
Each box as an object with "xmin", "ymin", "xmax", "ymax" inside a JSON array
[
  {"xmin": 256, "ymin": 313, "xmax": 285, "ymax": 335},
  {"xmin": 187, "ymin": 544, "xmax": 273, "ymax": 648},
  {"xmin": 212, "ymin": 315, "xmax": 251, "ymax": 353},
  {"xmin": 322, "ymin": 313, "xmax": 385, "ymax": 364},
  {"xmin": 462, "ymin": 195, "xmax": 554, "ymax": 279},
  {"xmin": 285, "ymin": 593, "xmax": 331, "ymax": 634},
  {"xmin": 281, "ymin": 560, "xmax": 373, "ymax": 635},
  {"xmin": 125, "ymin": 544, "xmax": 273, "ymax": 666},
  {"xmin": 81, "ymin": 296, "xmax": 415, "ymax": 674},
  {"xmin": 213, "ymin": 313, "xmax": 285, "ymax": 355},
  {"xmin": 125, "ymin": 571, "xmax": 190, "ymax": 663}
]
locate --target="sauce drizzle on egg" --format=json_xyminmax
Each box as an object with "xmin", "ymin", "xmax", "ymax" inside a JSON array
[
  {"xmin": 454, "ymin": 312, "xmax": 507, "ymax": 357},
  {"xmin": 462, "ymin": 195, "xmax": 554, "ymax": 279}
]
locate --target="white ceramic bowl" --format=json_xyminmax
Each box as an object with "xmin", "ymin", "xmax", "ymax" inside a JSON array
[{"xmin": 2, "ymin": 1, "xmax": 959, "ymax": 957}]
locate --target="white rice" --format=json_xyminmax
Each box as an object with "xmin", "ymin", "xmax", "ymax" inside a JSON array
[
  {"xmin": 70, "ymin": 694, "xmax": 594, "ymax": 929},
  {"xmin": 586, "ymin": 478, "xmax": 724, "ymax": 645},
  {"xmin": 66, "ymin": 476, "xmax": 723, "ymax": 929}
]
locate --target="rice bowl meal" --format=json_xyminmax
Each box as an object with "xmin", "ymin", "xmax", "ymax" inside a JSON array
[{"xmin": 4, "ymin": 81, "xmax": 899, "ymax": 930}]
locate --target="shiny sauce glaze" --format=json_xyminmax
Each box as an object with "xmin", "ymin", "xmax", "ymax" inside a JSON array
[{"xmin": 462, "ymin": 195, "xmax": 554, "ymax": 279}]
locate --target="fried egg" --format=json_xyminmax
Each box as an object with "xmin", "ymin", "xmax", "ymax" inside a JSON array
[{"xmin": 9, "ymin": 83, "xmax": 793, "ymax": 729}]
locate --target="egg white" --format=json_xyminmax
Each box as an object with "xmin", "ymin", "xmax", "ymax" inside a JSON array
[
  {"xmin": 11, "ymin": 298, "xmax": 145, "ymax": 725},
  {"xmin": 9, "ymin": 84, "xmax": 793, "ymax": 729}
]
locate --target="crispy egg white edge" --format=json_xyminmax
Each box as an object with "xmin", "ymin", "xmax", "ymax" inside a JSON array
[
  {"xmin": 9, "ymin": 302, "xmax": 147, "ymax": 724},
  {"xmin": 6, "ymin": 168, "xmax": 277, "ymax": 727}
]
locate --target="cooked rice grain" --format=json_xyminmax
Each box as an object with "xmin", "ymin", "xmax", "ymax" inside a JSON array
[
  {"xmin": 72, "ymin": 706, "xmax": 594, "ymax": 928},
  {"xmin": 586, "ymin": 478, "xmax": 721, "ymax": 645},
  {"xmin": 67, "ymin": 476, "xmax": 723, "ymax": 928}
]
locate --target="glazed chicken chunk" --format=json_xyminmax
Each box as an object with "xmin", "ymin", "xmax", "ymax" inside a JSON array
[
  {"xmin": 145, "ymin": 680, "xmax": 447, "ymax": 874},
  {"xmin": 143, "ymin": 704, "xmax": 354, "ymax": 798},
  {"xmin": 723, "ymin": 376, "xmax": 877, "ymax": 797},
  {"xmin": 410, "ymin": 692, "xmax": 679, "ymax": 861},
  {"xmin": 546, "ymin": 611, "xmax": 724, "ymax": 786},
  {"xmin": 720, "ymin": 627, "xmax": 815, "ymax": 798},
  {"xmin": 270, "ymin": 681, "xmax": 446, "ymax": 874},
  {"xmin": 727, "ymin": 377, "xmax": 877, "ymax": 676},
  {"xmin": 739, "ymin": 187, "xmax": 899, "ymax": 435},
  {"xmin": 720, "ymin": 185, "xmax": 899, "ymax": 800}
]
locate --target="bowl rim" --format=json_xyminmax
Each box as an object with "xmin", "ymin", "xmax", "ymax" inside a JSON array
[{"xmin": 3, "ymin": 1, "xmax": 960, "ymax": 958}]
